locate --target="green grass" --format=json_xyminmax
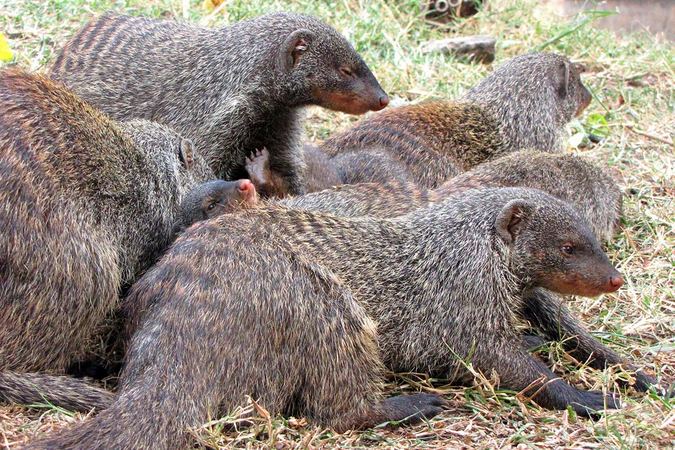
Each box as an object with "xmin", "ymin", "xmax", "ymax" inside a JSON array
[{"xmin": 1, "ymin": 0, "xmax": 673, "ymax": 448}]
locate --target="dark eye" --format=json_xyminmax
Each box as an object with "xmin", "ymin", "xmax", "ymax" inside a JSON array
[
  {"xmin": 207, "ymin": 203, "xmax": 216, "ymax": 211},
  {"xmin": 339, "ymin": 67, "xmax": 354, "ymax": 79},
  {"xmin": 561, "ymin": 244, "xmax": 575, "ymax": 255}
]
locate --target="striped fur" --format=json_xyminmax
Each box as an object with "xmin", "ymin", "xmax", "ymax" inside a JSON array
[
  {"xmin": 321, "ymin": 52, "xmax": 592, "ymax": 188},
  {"xmin": 49, "ymin": 12, "xmax": 388, "ymax": 196},
  {"xmin": 30, "ymin": 187, "xmax": 624, "ymax": 448},
  {"xmin": 0, "ymin": 69, "xmax": 212, "ymax": 376}
]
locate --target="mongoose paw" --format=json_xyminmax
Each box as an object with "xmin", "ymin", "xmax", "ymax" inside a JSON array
[
  {"xmin": 571, "ymin": 389, "xmax": 621, "ymax": 417},
  {"xmin": 633, "ymin": 371, "xmax": 672, "ymax": 398},
  {"xmin": 244, "ymin": 148, "xmax": 270, "ymax": 184},
  {"xmin": 632, "ymin": 370, "xmax": 659, "ymax": 393},
  {"xmin": 380, "ymin": 393, "xmax": 447, "ymax": 425},
  {"xmin": 522, "ymin": 334, "xmax": 547, "ymax": 351}
]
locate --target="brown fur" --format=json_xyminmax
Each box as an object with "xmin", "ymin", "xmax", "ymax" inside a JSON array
[
  {"xmin": 321, "ymin": 52, "xmax": 591, "ymax": 188},
  {"xmin": 0, "ymin": 69, "xmax": 211, "ymax": 376}
]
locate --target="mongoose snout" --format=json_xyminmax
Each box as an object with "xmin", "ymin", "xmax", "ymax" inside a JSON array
[
  {"xmin": 510, "ymin": 204, "xmax": 626, "ymax": 298},
  {"xmin": 571, "ymin": 62, "xmax": 592, "ymax": 116},
  {"xmin": 235, "ymin": 179, "xmax": 257, "ymax": 203},
  {"xmin": 310, "ymin": 57, "xmax": 389, "ymax": 114},
  {"xmin": 176, "ymin": 179, "xmax": 259, "ymax": 230}
]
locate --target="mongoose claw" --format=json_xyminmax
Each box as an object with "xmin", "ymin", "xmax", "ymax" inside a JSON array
[
  {"xmin": 632, "ymin": 370, "xmax": 662, "ymax": 394},
  {"xmin": 571, "ymin": 389, "xmax": 621, "ymax": 417},
  {"xmin": 380, "ymin": 393, "xmax": 448, "ymax": 425}
]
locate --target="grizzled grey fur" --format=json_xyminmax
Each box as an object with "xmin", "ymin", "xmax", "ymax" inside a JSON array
[
  {"xmin": 464, "ymin": 52, "xmax": 591, "ymax": 155},
  {"xmin": 28, "ymin": 187, "xmax": 636, "ymax": 449},
  {"xmin": 50, "ymin": 12, "xmax": 388, "ymax": 196},
  {"xmin": 321, "ymin": 52, "xmax": 592, "ymax": 188},
  {"xmin": 0, "ymin": 70, "xmax": 212, "ymax": 380}
]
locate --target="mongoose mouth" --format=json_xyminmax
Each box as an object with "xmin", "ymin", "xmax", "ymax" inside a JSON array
[
  {"xmin": 544, "ymin": 272, "xmax": 624, "ymax": 297},
  {"xmin": 313, "ymin": 89, "xmax": 389, "ymax": 114}
]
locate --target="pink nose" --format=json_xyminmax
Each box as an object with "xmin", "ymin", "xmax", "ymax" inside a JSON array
[
  {"xmin": 237, "ymin": 179, "xmax": 253, "ymax": 193},
  {"xmin": 608, "ymin": 276, "xmax": 624, "ymax": 291}
]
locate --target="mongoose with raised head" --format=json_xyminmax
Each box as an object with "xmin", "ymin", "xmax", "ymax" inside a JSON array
[
  {"xmin": 0, "ymin": 69, "xmax": 213, "ymax": 377},
  {"xmin": 27, "ymin": 187, "xmax": 650, "ymax": 449},
  {"xmin": 49, "ymin": 12, "xmax": 389, "ymax": 196},
  {"xmin": 321, "ymin": 52, "xmax": 592, "ymax": 188}
]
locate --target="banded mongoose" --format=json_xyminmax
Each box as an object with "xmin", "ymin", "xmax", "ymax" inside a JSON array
[
  {"xmin": 321, "ymin": 52, "xmax": 592, "ymax": 188},
  {"xmin": 0, "ymin": 177, "xmax": 259, "ymax": 411},
  {"xmin": 49, "ymin": 12, "xmax": 389, "ymax": 196},
  {"xmin": 175, "ymin": 178, "xmax": 258, "ymax": 231},
  {"xmin": 0, "ymin": 69, "xmax": 213, "ymax": 377},
  {"xmin": 27, "ymin": 187, "xmax": 646, "ymax": 449},
  {"xmin": 244, "ymin": 145, "xmax": 409, "ymax": 196},
  {"xmin": 271, "ymin": 150, "xmax": 622, "ymax": 242},
  {"xmin": 282, "ymin": 152, "xmax": 657, "ymax": 392}
]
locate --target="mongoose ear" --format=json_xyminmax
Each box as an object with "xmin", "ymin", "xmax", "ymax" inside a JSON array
[
  {"xmin": 495, "ymin": 199, "xmax": 531, "ymax": 245},
  {"xmin": 556, "ymin": 60, "xmax": 570, "ymax": 98},
  {"xmin": 279, "ymin": 29, "xmax": 316, "ymax": 71},
  {"xmin": 572, "ymin": 61, "xmax": 587, "ymax": 74},
  {"xmin": 178, "ymin": 138, "xmax": 194, "ymax": 170}
]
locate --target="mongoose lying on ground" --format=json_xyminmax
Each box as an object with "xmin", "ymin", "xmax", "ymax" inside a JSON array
[
  {"xmin": 320, "ymin": 52, "xmax": 591, "ymax": 187},
  {"xmin": 282, "ymin": 152, "xmax": 657, "ymax": 393},
  {"xmin": 27, "ymin": 187, "xmax": 639, "ymax": 449},
  {"xmin": 245, "ymin": 145, "xmax": 410, "ymax": 195},
  {"xmin": 49, "ymin": 12, "xmax": 389, "ymax": 196},
  {"xmin": 261, "ymin": 150, "xmax": 621, "ymax": 242}
]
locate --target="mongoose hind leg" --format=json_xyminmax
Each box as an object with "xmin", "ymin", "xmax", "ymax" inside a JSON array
[{"xmin": 522, "ymin": 288, "xmax": 662, "ymax": 394}]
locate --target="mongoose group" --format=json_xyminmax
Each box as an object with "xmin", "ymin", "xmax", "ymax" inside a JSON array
[{"xmin": 0, "ymin": 8, "xmax": 666, "ymax": 450}]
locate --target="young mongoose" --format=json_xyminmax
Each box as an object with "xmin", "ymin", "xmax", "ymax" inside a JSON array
[
  {"xmin": 321, "ymin": 52, "xmax": 592, "ymax": 188},
  {"xmin": 0, "ymin": 69, "xmax": 213, "ymax": 377},
  {"xmin": 27, "ymin": 187, "xmax": 644, "ymax": 449},
  {"xmin": 49, "ymin": 12, "xmax": 389, "ymax": 196},
  {"xmin": 244, "ymin": 145, "xmax": 410, "ymax": 196},
  {"xmin": 175, "ymin": 178, "xmax": 258, "ymax": 231}
]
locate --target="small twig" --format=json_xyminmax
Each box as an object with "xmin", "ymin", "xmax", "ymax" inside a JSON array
[{"xmin": 625, "ymin": 125, "xmax": 673, "ymax": 147}]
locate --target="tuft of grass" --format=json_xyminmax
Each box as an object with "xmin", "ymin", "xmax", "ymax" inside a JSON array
[{"xmin": 1, "ymin": 0, "xmax": 673, "ymax": 448}]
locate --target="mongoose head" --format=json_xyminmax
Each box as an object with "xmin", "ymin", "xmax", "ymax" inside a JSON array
[
  {"xmin": 275, "ymin": 15, "xmax": 389, "ymax": 114},
  {"xmin": 496, "ymin": 196, "xmax": 624, "ymax": 297},
  {"xmin": 120, "ymin": 120, "xmax": 215, "ymax": 183},
  {"xmin": 177, "ymin": 179, "xmax": 258, "ymax": 230},
  {"xmin": 467, "ymin": 52, "xmax": 592, "ymax": 125}
]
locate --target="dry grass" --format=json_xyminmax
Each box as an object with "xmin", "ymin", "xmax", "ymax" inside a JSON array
[{"xmin": 1, "ymin": 0, "xmax": 673, "ymax": 448}]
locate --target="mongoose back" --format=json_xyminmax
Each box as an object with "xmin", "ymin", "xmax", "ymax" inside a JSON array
[
  {"xmin": 28, "ymin": 187, "xmax": 644, "ymax": 449},
  {"xmin": 0, "ymin": 178, "xmax": 258, "ymax": 411},
  {"xmin": 0, "ymin": 69, "xmax": 212, "ymax": 376},
  {"xmin": 49, "ymin": 12, "xmax": 389, "ymax": 195},
  {"xmin": 276, "ymin": 150, "xmax": 622, "ymax": 241},
  {"xmin": 321, "ymin": 52, "xmax": 591, "ymax": 187}
]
